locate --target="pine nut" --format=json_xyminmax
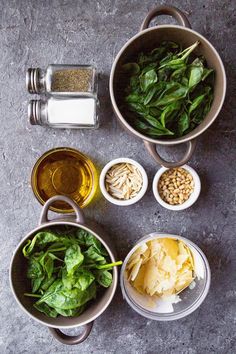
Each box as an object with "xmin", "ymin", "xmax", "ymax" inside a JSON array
[{"xmin": 158, "ymin": 167, "xmax": 195, "ymax": 205}]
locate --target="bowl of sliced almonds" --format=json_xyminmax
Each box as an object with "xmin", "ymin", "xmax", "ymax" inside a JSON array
[
  {"xmin": 99, "ymin": 158, "xmax": 148, "ymax": 206},
  {"xmin": 153, "ymin": 165, "xmax": 201, "ymax": 211}
]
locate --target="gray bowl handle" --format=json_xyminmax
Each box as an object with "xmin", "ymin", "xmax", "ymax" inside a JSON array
[
  {"xmin": 140, "ymin": 5, "xmax": 191, "ymax": 30},
  {"xmin": 49, "ymin": 322, "xmax": 93, "ymax": 345},
  {"xmin": 144, "ymin": 140, "xmax": 196, "ymax": 168},
  {"xmin": 39, "ymin": 195, "xmax": 85, "ymax": 225}
]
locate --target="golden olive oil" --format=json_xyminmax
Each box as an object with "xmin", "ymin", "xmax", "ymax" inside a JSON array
[{"xmin": 31, "ymin": 148, "xmax": 98, "ymax": 213}]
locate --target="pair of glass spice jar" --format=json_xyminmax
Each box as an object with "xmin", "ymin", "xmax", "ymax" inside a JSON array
[{"xmin": 26, "ymin": 64, "xmax": 99, "ymax": 129}]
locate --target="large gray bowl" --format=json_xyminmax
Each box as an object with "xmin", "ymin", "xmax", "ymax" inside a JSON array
[
  {"xmin": 110, "ymin": 5, "xmax": 226, "ymax": 167},
  {"xmin": 9, "ymin": 196, "xmax": 118, "ymax": 345}
]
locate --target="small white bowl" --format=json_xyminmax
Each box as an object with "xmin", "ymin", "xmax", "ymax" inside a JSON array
[
  {"xmin": 99, "ymin": 158, "xmax": 148, "ymax": 206},
  {"xmin": 152, "ymin": 165, "xmax": 201, "ymax": 211}
]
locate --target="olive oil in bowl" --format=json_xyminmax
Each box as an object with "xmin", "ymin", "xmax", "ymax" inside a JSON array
[{"xmin": 31, "ymin": 147, "xmax": 98, "ymax": 213}]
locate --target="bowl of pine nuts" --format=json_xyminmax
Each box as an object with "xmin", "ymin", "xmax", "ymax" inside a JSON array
[
  {"xmin": 152, "ymin": 165, "xmax": 201, "ymax": 210},
  {"xmin": 99, "ymin": 158, "xmax": 148, "ymax": 206}
]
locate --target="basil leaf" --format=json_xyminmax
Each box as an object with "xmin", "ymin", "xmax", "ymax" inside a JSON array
[
  {"xmin": 144, "ymin": 85, "xmax": 159, "ymax": 105},
  {"xmin": 123, "ymin": 40, "xmax": 214, "ymax": 138},
  {"xmin": 159, "ymin": 41, "xmax": 200, "ymax": 69},
  {"xmin": 134, "ymin": 119, "xmax": 174, "ymax": 136},
  {"xmin": 160, "ymin": 101, "xmax": 182, "ymax": 127},
  {"xmin": 178, "ymin": 112, "xmax": 190, "ymax": 135},
  {"xmin": 153, "ymin": 86, "xmax": 188, "ymax": 107},
  {"xmin": 139, "ymin": 69, "xmax": 157, "ymax": 92},
  {"xmin": 188, "ymin": 60, "xmax": 204, "ymax": 88},
  {"xmin": 189, "ymin": 94, "xmax": 206, "ymax": 115},
  {"xmin": 122, "ymin": 63, "xmax": 140, "ymax": 75},
  {"xmin": 202, "ymin": 68, "xmax": 214, "ymax": 81}
]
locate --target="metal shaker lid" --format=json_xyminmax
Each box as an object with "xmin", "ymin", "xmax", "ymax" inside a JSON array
[
  {"xmin": 26, "ymin": 68, "xmax": 41, "ymax": 93},
  {"xmin": 28, "ymin": 100, "xmax": 41, "ymax": 125}
]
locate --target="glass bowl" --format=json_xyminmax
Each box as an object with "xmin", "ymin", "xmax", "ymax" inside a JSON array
[
  {"xmin": 120, "ymin": 233, "xmax": 211, "ymax": 321},
  {"xmin": 31, "ymin": 147, "xmax": 98, "ymax": 213}
]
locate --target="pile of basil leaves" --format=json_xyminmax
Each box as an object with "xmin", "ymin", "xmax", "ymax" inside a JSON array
[
  {"xmin": 123, "ymin": 41, "xmax": 214, "ymax": 138},
  {"xmin": 23, "ymin": 228, "xmax": 120, "ymax": 318}
]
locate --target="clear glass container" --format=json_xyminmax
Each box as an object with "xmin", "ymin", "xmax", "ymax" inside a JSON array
[
  {"xmin": 31, "ymin": 147, "xmax": 98, "ymax": 213},
  {"xmin": 28, "ymin": 96, "xmax": 99, "ymax": 129},
  {"xmin": 120, "ymin": 233, "xmax": 211, "ymax": 321},
  {"xmin": 26, "ymin": 64, "xmax": 97, "ymax": 96}
]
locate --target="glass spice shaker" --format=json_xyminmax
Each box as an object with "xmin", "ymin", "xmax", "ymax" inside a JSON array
[
  {"xmin": 28, "ymin": 96, "xmax": 99, "ymax": 129},
  {"xmin": 26, "ymin": 64, "xmax": 97, "ymax": 96}
]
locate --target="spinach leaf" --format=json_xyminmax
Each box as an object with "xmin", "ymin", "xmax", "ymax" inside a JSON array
[
  {"xmin": 83, "ymin": 246, "xmax": 106, "ymax": 265},
  {"xmin": 27, "ymin": 258, "xmax": 45, "ymax": 293},
  {"xmin": 41, "ymin": 275, "xmax": 56, "ymax": 291},
  {"xmin": 44, "ymin": 256, "xmax": 54, "ymax": 279},
  {"xmin": 73, "ymin": 270, "xmax": 95, "ymax": 291},
  {"xmin": 54, "ymin": 305, "xmax": 86, "ymax": 317},
  {"xmin": 23, "ymin": 227, "xmax": 122, "ymax": 318},
  {"xmin": 23, "ymin": 231, "xmax": 60, "ymax": 257},
  {"xmin": 94, "ymin": 270, "xmax": 112, "ymax": 288},
  {"xmin": 64, "ymin": 244, "xmax": 84, "ymax": 275},
  {"xmin": 38, "ymin": 282, "xmax": 96, "ymax": 310},
  {"xmin": 34, "ymin": 302, "xmax": 58, "ymax": 318},
  {"xmin": 76, "ymin": 230, "xmax": 108, "ymax": 256},
  {"xmin": 62, "ymin": 268, "xmax": 95, "ymax": 291}
]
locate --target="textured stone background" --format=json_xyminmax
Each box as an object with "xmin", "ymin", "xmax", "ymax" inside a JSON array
[{"xmin": 0, "ymin": 0, "xmax": 235, "ymax": 353}]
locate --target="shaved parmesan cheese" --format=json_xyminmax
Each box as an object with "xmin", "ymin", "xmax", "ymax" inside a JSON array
[{"xmin": 126, "ymin": 238, "xmax": 195, "ymax": 300}]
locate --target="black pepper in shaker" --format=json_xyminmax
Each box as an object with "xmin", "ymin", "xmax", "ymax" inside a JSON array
[{"xmin": 26, "ymin": 64, "xmax": 97, "ymax": 96}]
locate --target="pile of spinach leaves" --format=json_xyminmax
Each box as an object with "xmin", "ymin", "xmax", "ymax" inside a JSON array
[
  {"xmin": 123, "ymin": 41, "xmax": 214, "ymax": 138},
  {"xmin": 22, "ymin": 228, "xmax": 122, "ymax": 318}
]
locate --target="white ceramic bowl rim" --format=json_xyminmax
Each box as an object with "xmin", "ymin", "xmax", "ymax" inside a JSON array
[
  {"xmin": 120, "ymin": 233, "xmax": 211, "ymax": 321},
  {"xmin": 152, "ymin": 165, "xmax": 201, "ymax": 211},
  {"xmin": 99, "ymin": 158, "xmax": 148, "ymax": 206}
]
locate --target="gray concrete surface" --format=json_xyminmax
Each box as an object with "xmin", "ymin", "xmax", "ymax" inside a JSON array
[{"xmin": 0, "ymin": 0, "xmax": 235, "ymax": 353}]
